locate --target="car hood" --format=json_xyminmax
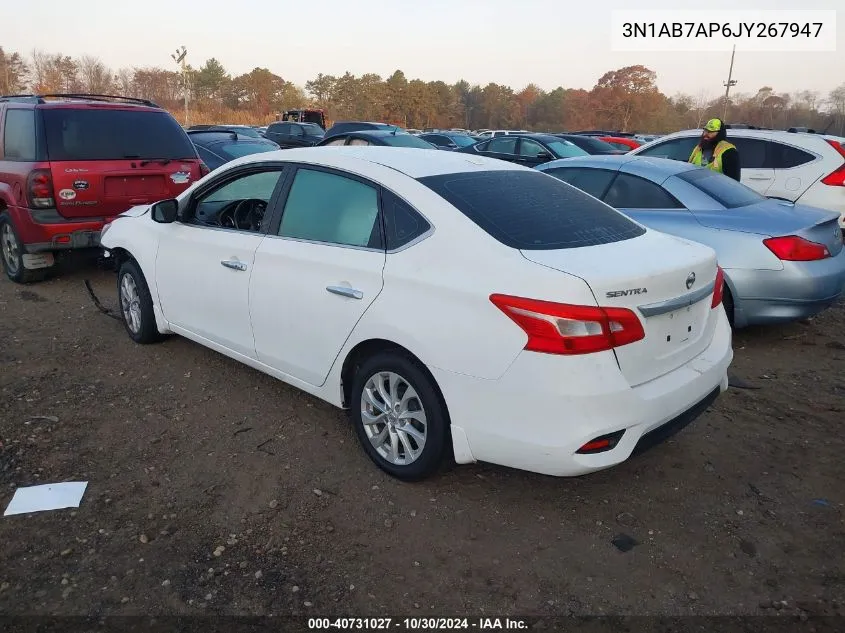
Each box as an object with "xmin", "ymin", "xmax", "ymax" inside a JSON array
[
  {"xmin": 119, "ymin": 205, "xmax": 151, "ymax": 218},
  {"xmin": 689, "ymin": 198, "xmax": 840, "ymax": 235}
]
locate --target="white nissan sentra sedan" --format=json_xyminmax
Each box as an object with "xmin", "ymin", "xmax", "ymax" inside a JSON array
[{"xmin": 100, "ymin": 147, "xmax": 733, "ymax": 481}]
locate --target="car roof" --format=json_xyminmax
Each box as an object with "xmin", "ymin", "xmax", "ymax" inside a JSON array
[
  {"xmin": 509, "ymin": 133, "xmax": 566, "ymax": 143},
  {"xmin": 222, "ymin": 146, "xmax": 525, "ymax": 179},
  {"xmin": 539, "ymin": 154, "xmax": 698, "ymax": 180},
  {"xmin": 0, "ymin": 94, "xmax": 162, "ymax": 110},
  {"xmin": 660, "ymin": 128, "xmax": 840, "ymax": 142},
  {"xmin": 346, "ymin": 130, "xmax": 407, "ymax": 138}
]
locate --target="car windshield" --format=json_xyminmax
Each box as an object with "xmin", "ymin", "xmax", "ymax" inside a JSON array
[
  {"xmin": 449, "ymin": 135, "xmax": 477, "ymax": 147},
  {"xmin": 678, "ymin": 168, "xmax": 764, "ymax": 208},
  {"xmin": 216, "ymin": 142, "xmax": 278, "ymax": 159},
  {"xmin": 548, "ymin": 140, "xmax": 589, "ymax": 158},
  {"xmin": 383, "ymin": 135, "xmax": 436, "ymax": 148},
  {"xmin": 417, "ymin": 169, "xmax": 645, "ymax": 250},
  {"xmin": 42, "ymin": 108, "xmax": 196, "ymax": 160}
]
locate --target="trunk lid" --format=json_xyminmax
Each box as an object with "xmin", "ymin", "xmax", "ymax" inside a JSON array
[
  {"xmin": 690, "ymin": 199, "xmax": 842, "ymax": 257},
  {"xmin": 522, "ymin": 231, "xmax": 720, "ymax": 387},
  {"xmin": 50, "ymin": 159, "xmax": 201, "ymax": 219}
]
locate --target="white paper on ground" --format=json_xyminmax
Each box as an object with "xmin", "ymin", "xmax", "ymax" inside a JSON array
[{"xmin": 3, "ymin": 482, "xmax": 88, "ymax": 516}]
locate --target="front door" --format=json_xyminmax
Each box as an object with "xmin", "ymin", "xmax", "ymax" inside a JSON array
[
  {"xmin": 250, "ymin": 166, "xmax": 386, "ymax": 386},
  {"xmin": 155, "ymin": 166, "xmax": 288, "ymax": 358}
]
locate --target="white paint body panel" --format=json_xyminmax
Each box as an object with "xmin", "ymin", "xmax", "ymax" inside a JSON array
[{"xmin": 101, "ymin": 147, "xmax": 733, "ymax": 477}]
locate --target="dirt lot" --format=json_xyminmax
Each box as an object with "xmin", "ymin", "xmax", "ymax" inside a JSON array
[{"xmin": 1, "ymin": 260, "xmax": 844, "ymax": 623}]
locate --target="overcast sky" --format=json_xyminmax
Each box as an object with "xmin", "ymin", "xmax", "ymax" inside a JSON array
[{"xmin": 7, "ymin": 0, "xmax": 842, "ymax": 99}]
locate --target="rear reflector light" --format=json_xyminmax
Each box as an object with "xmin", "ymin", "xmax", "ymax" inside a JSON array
[
  {"xmin": 27, "ymin": 169, "xmax": 55, "ymax": 208},
  {"xmin": 821, "ymin": 140, "xmax": 845, "ymax": 187},
  {"xmin": 763, "ymin": 235, "xmax": 830, "ymax": 261},
  {"xmin": 490, "ymin": 294, "xmax": 645, "ymax": 355},
  {"xmin": 54, "ymin": 235, "xmax": 71, "ymax": 244},
  {"xmin": 711, "ymin": 266, "xmax": 724, "ymax": 308},
  {"xmin": 576, "ymin": 430, "xmax": 625, "ymax": 454},
  {"xmin": 199, "ymin": 162, "xmax": 211, "ymax": 177}
]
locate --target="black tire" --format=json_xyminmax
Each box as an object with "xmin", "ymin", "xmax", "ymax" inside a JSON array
[
  {"xmin": 349, "ymin": 351, "xmax": 450, "ymax": 481},
  {"xmin": 116, "ymin": 258, "xmax": 163, "ymax": 344},
  {"xmin": 0, "ymin": 212, "xmax": 53, "ymax": 284},
  {"xmin": 722, "ymin": 284, "xmax": 735, "ymax": 327}
]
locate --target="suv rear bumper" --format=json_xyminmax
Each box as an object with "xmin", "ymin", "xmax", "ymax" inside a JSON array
[{"xmin": 7, "ymin": 205, "xmax": 104, "ymax": 252}]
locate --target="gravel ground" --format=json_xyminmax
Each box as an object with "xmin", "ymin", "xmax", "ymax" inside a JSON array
[{"xmin": 0, "ymin": 261, "xmax": 843, "ymax": 624}]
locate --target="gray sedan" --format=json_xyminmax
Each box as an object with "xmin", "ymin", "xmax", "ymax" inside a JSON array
[{"xmin": 536, "ymin": 155, "xmax": 845, "ymax": 328}]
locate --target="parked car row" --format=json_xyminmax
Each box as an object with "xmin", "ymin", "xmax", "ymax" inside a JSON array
[{"xmin": 3, "ymin": 93, "xmax": 844, "ymax": 485}]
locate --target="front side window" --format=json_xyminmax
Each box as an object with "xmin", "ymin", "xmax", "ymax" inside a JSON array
[
  {"xmin": 278, "ymin": 169, "xmax": 382, "ymax": 248},
  {"xmin": 193, "ymin": 169, "xmax": 284, "ymax": 231},
  {"xmin": 487, "ymin": 137, "xmax": 518, "ymax": 154},
  {"xmin": 519, "ymin": 139, "xmax": 546, "ymax": 158}
]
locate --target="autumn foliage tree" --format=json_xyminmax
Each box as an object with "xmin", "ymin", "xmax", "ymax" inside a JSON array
[{"xmin": 3, "ymin": 49, "xmax": 843, "ymax": 136}]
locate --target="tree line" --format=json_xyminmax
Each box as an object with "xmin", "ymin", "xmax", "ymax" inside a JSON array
[{"xmin": 2, "ymin": 47, "xmax": 844, "ymax": 135}]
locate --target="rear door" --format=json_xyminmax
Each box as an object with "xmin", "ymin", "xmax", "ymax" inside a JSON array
[
  {"xmin": 764, "ymin": 139, "xmax": 826, "ymax": 201},
  {"xmin": 480, "ymin": 136, "xmax": 519, "ymax": 163},
  {"xmin": 250, "ymin": 165, "xmax": 386, "ymax": 386},
  {"xmin": 731, "ymin": 136, "xmax": 774, "ymax": 193},
  {"xmin": 41, "ymin": 106, "xmax": 201, "ymax": 218}
]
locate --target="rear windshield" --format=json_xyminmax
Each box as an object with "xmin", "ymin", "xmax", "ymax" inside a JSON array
[
  {"xmin": 383, "ymin": 134, "xmax": 436, "ymax": 148},
  {"xmin": 547, "ymin": 140, "xmax": 589, "ymax": 158},
  {"xmin": 569, "ymin": 136, "xmax": 621, "ymax": 153},
  {"xmin": 677, "ymin": 168, "xmax": 763, "ymax": 208},
  {"xmin": 417, "ymin": 170, "xmax": 645, "ymax": 250},
  {"xmin": 216, "ymin": 142, "xmax": 278, "ymax": 159},
  {"xmin": 450, "ymin": 135, "xmax": 477, "ymax": 147},
  {"xmin": 301, "ymin": 124, "xmax": 325, "ymax": 135},
  {"xmin": 42, "ymin": 108, "xmax": 196, "ymax": 161}
]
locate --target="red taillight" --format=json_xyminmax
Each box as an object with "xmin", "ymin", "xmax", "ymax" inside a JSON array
[
  {"xmin": 489, "ymin": 294, "xmax": 645, "ymax": 355},
  {"xmin": 711, "ymin": 266, "xmax": 725, "ymax": 308},
  {"xmin": 199, "ymin": 162, "xmax": 211, "ymax": 177},
  {"xmin": 27, "ymin": 169, "xmax": 54, "ymax": 208},
  {"xmin": 763, "ymin": 235, "xmax": 830, "ymax": 261},
  {"xmin": 821, "ymin": 140, "xmax": 845, "ymax": 187}
]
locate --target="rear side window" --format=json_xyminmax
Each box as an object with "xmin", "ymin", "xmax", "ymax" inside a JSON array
[
  {"xmin": 3, "ymin": 109, "xmax": 37, "ymax": 161},
  {"xmin": 279, "ymin": 168, "xmax": 382, "ymax": 249},
  {"xmin": 603, "ymin": 173, "xmax": 684, "ymax": 209},
  {"xmin": 42, "ymin": 109, "xmax": 196, "ymax": 161},
  {"xmin": 677, "ymin": 168, "xmax": 763, "ymax": 209},
  {"xmin": 487, "ymin": 137, "xmax": 517, "ymax": 154},
  {"xmin": 543, "ymin": 167, "xmax": 616, "ymax": 199},
  {"xmin": 381, "ymin": 190, "xmax": 431, "ymax": 250},
  {"xmin": 417, "ymin": 170, "xmax": 645, "ymax": 250},
  {"xmin": 769, "ymin": 142, "xmax": 816, "ymax": 169}
]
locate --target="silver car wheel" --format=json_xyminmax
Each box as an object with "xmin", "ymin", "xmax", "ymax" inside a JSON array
[
  {"xmin": 361, "ymin": 371, "xmax": 427, "ymax": 466},
  {"xmin": 119, "ymin": 273, "xmax": 142, "ymax": 334},
  {"xmin": 1, "ymin": 223, "xmax": 20, "ymax": 275}
]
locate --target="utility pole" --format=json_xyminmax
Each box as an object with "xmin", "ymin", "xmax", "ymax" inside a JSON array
[
  {"xmin": 171, "ymin": 46, "xmax": 188, "ymax": 126},
  {"xmin": 722, "ymin": 45, "xmax": 737, "ymax": 121}
]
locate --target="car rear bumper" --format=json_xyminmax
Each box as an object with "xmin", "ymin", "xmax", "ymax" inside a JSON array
[
  {"xmin": 6, "ymin": 205, "xmax": 104, "ymax": 252},
  {"xmin": 728, "ymin": 249, "xmax": 845, "ymax": 326},
  {"xmin": 433, "ymin": 307, "xmax": 733, "ymax": 477}
]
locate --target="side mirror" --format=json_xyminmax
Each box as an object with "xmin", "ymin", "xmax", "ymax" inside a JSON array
[{"xmin": 151, "ymin": 199, "xmax": 179, "ymax": 224}]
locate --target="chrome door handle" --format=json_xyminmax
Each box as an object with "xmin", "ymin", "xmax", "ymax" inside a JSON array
[
  {"xmin": 326, "ymin": 285, "xmax": 363, "ymax": 299},
  {"xmin": 221, "ymin": 260, "xmax": 247, "ymax": 271}
]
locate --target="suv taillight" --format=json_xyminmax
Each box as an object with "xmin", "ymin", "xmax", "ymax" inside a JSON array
[
  {"xmin": 490, "ymin": 294, "xmax": 645, "ymax": 355},
  {"xmin": 27, "ymin": 169, "xmax": 55, "ymax": 208},
  {"xmin": 821, "ymin": 140, "xmax": 845, "ymax": 187}
]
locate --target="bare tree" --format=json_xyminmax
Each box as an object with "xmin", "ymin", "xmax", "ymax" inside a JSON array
[{"xmin": 78, "ymin": 55, "xmax": 114, "ymax": 94}]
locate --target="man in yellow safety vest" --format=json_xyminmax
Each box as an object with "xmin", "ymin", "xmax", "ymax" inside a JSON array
[{"xmin": 688, "ymin": 118, "xmax": 740, "ymax": 181}]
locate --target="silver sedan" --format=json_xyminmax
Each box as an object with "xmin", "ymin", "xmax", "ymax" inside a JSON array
[{"xmin": 536, "ymin": 155, "xmax": 845, "ymax": 328}]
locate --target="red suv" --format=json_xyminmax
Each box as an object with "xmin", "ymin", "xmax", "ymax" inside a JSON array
[{"xmin": 0, "ymin": 94, "xmax": 208, "ymax": 283}]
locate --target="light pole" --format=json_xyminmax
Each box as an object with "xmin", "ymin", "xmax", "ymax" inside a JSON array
[
  {"xmin": 171, "ymin": 46, "xmax": 188, "ymax": 126},
  {"xmin": 722, "ymin": 45, "xmax": 737, "ymax": 121}
]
